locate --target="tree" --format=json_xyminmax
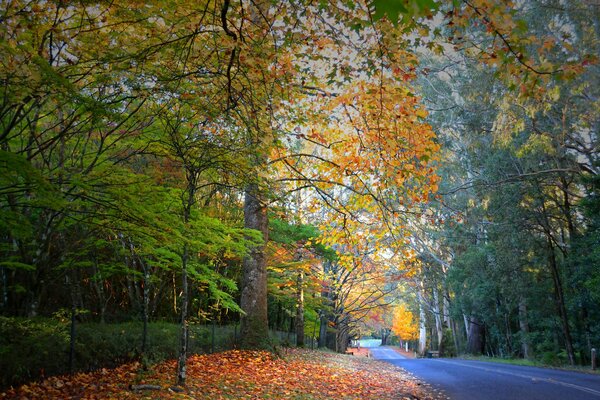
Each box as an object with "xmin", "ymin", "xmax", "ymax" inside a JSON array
[
  {"xmin": 409, "ymin": 0, "xmax": 599, "ymax": 363},
  {"xmin": 392, "ymin": 304, "xmax": 418, "ymax": 342}
]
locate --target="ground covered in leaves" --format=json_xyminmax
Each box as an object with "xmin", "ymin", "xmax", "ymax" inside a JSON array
[{"xmin": 1, "ymin": 348, "xmax": 447, "ymax": 399}]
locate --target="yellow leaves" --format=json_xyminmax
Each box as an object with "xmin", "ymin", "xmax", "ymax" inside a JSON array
[
  {"xmin": 540, "ymin": 37, "xmax": 556, "ymax": 53},
  {"xmin": 415, "ymin": 108, "xmax": 428, "ymax": 119},
  {"xmin": 391, "ymin": 304, "xmax": 418, "ymax": 341}
]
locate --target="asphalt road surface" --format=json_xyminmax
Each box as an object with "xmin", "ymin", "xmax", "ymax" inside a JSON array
[{"xmin": 370, "ymin": 346, "xmax": 600, "ymax": 400}]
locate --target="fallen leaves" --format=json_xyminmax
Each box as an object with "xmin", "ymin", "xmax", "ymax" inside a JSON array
[{"xmin": 1, "ymin": 348, "xmax": 447, "ymax": 399}]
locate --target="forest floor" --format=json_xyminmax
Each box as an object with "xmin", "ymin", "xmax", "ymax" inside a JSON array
[{"xmin": 0, "ymin": 348, "xmax": 448, "ymax": 399}]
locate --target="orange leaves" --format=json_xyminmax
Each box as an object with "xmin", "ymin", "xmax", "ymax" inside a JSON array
[
  {"xmin": 1, "ymin": 362, "xmax": 144, "ymax": 399},
  {"xmin": 1, "ymin": 349, "xmax": 444, "ymax": 400}
]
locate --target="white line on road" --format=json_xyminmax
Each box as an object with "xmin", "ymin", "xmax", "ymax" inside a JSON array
[{"xmin": 433, "ymin": 359, "xmax": 600, "ymax": 397}]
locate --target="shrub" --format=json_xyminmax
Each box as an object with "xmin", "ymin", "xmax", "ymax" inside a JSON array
[
  {"xmin": 0, "ymin": 317, "xmax": 241, "ymax": 389},
  {"xmin": 0, "ymin": 317, "xmax": 70, "ymax": 388}
]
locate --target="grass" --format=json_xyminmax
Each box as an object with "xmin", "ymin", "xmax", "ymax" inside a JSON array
[{"xmin": 460, "ymin": 355, "xmax": 600, "ymax": 374}]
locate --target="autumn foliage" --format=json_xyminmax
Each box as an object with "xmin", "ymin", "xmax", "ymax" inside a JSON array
[
  {"xmin": 1, "ymin": 349, "xmax": 445, "ymax": 400},
  {"xmin": 392, "ymin": 304, "xmax": 419, "ymax": 341}
]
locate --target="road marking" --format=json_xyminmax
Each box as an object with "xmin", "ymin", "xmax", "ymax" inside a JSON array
[{"xmin": 433, "ymin": 359, "xmax": 600, "ymax": 397}]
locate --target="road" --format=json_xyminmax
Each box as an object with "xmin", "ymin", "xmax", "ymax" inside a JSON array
[{"xmin": 369, "ymin": 346, "xmax": 600, "ymax": 400}]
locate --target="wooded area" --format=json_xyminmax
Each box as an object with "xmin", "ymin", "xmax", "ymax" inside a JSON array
[{"xmin": 1, "ymin": 0, "xmax": 598, "ymax": 389}]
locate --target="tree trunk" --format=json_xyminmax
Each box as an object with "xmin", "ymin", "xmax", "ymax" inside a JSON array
[
  {"xmin": 295, "ymin": 271, "xmax": 305, "ymax": 347},
  {"xmin": 141, "ymin": 258, "xmax": 150, "ymax": 355},
  {"xmin": 518, "ymin": 297, "xmax": 531, "ymax": 359},
  {"xmin": 336, "ymin": 315, "xmax": 350, "ymax": 353},
  {"xmin": 318, "ymin": 312, "xmax": 328, "ymax": 348},
  {"xmin": 176, "ymin": 242, "xmax": 189, "ymax": 386},
  {"xmin": 466, "ymin": 317, "xmax": 485, "ymax": 355},
  {"xmin": 547, "ymin": 239, "xmax": 576, "ymax": 365},
  {"xmin": 239, "ymin": 184, "xmax": 269, "ymax": 348},
  {"xmin": 381, "ymin": 328, "xmax": 390, "ymax": 346},
  {"xmin": 1, "ymin": 265, "xmax": 7, "ymax": 311},
  {"xmin": 318, "ymin": 261, "xmax": 332, "ymax": 348},
  {"xmin": 418, "ymin": 289, "xmax": 427, "ymax": 356},
  {"xmin": 450, "ymin": 317, "xmax": 461, "ymax": 355},
  {"xmin": 69, "ymin": 304, "xmax": 76, "ymax": 373},
  {"xmin": 433, "ymin": 287, "xmax": 444, "ymax": 353},
  {"xmin": 92, "ymin": 257, "xmax": 107, "ymax": 324}
]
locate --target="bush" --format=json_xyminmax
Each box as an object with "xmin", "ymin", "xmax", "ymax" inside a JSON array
[
  {"xmin": 74, "ymin": 322, "xmax": 174, "ymax": 370},
  {"xmin": 539, "ymin": 350, "xmax": 569, "ymax": 366},
  {"xmin": 0, "ymin": 317, "xmax": 240, "ymax": 389},
  {"xmin": 441, "ymin": 328, "xmax": 456, "ymax": 357},
  {"xmin": 0, "ymin": 317, "xmax": 70, "ymax": 388}
]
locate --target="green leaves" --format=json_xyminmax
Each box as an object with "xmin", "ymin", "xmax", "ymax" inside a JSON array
[
  {"xmin": 188, "ymin": 262, "xmax": 242, "ymax": 313},
  {"xmin": 270, "ymin": 218, "xmax": 318, "ymax": 245},
  {"xmin": 0, "ymin": 261, "xmax": 35, "ymax": 271},
  {"xmin": 372, "ymin": 0, "xmax": 408, "ymax": 24},
  {"xmin": 371, "ymin": 0, "xmax": 439, "ymax": 25}
]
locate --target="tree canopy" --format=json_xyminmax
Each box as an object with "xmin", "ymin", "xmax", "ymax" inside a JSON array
[{"xmin": 0, "ymin": 0, "xmax": 598, "ymax": 385}]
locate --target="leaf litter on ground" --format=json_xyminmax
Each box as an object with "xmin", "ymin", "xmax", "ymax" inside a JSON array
[{"xmin": 1, "ymin": 348, "xmax": 448, "ymax": 399}]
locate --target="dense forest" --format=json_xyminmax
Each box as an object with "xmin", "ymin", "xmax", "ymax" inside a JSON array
[{"xmin": 1, "ymin": 0, "xmax": 598, "ymax": 387}]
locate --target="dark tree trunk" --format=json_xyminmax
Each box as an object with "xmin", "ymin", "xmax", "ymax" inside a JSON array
[
  {"xmin": 450, "ymin": 317, "xmax": 462, "ymax": 355},
  {"xmin": 239, "ymin": 184, "xmax": 269, "ymax": 348},
  {"xmin": 381, "ymin": 328, "xmax": 391, "ymax": 346},
  {"xmin": 547, "ymin": 239, "xmax": 576, "ymax": 365},
  {"xmin": 69, "ymin": 304, "xmax": 76, "ymax": 373},
  {"xmin": 92, "ymin": 257, "xmax": 107, "ymax": 324},
  {"xmin": 466, "ymin": 317, "xmax": 485, "ymax": 355},
  {"xmin": 318, "ymin": 312, "xmax": 328, "ymax": 348},
  {"xmin": 0, "ymin": 265, "xmax": 7, "ymax": 311},
  {"xmin": 336, "ymin": 315, "xmax": 350, "ymax": 353},
  {"xmin": 141, "ymin": 258, "xmax": 150, "ymax": 355},
  {"xmin": 518, "ymin": 297, "xmax": 531, "ymax": 359}
]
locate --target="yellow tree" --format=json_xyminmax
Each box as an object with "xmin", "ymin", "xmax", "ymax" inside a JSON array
[{"xmin": 392, "ymin": 304, "xmax": 418, "ymax": 342}]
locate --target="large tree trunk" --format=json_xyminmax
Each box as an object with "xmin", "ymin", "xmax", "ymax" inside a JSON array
[
  {"xmin": 318, "ymin": 312, "xmax": 328, "ymax": 348},
  {"xmin": 433, "ymin": 287, "xmax": 444, "ymax": 353},
  {"xmin": 417, "ymin": 289, "xmax": 427, "ymax": 356},
  {"xmin": 336, "ymin": 314, "xmax": 350, "ymax": 353},
  {"xmin": 381, "ymin": 328, "xmax": 391, "ymax": 346},
  {"xmin": 466, "ymin": 317, "xmax": 485, "ymax": 355},
  {"xmin": 239, "ymin": 184, "xmax": 269, "ymax": 348}
]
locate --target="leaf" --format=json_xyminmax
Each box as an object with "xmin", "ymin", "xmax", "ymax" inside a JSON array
[
  {"xmin": 372, "ymin": 0, "xmax": 408, "ymax": 25},
  {"xmin": 2, "ymin": 348, "xmax": 440, "ymax": 399},
  {"xmin": 371, "ymin": 0, "xmax": 439, "ymax": 25},
  {"xmin": 0, "ymin": 261, "xmax": 35, "ymax": 271}
]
